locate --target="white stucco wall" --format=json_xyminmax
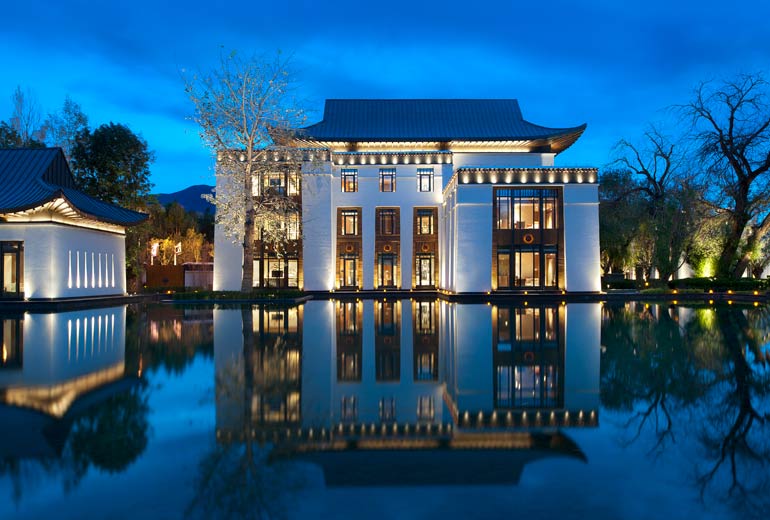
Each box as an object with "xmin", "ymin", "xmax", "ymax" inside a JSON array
[
  {"xmin": 563, "ymin": 303, "xmax": 601, "ymax": 411},
  {"xmin": 0, "ymin": 306, "xmax": 126, "ymax": 389},
  {"xmin": 563, "ymin": 184, "xmax": 601, "ymax": 292},
  {"xmin": 0, "ymin": 223, "xmax": 127, "ymax": 299},
  {"xmin": 302, "ymin": 163, "xmax": 334, "ymax": 291},
  {"xmin": 453, "ymin": 185, "xmax": 493, "ymax": 293},
  {"xmin": 213, "ymin": 173, "xmax": 244, "ymax": 291},
  {"xmin": 320, "ymin": 160, "xmax": 445, "ymax": 290}
]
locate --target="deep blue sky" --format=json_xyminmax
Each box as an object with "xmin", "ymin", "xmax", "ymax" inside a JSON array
[{"xmin": 2, "ymin": 0, "xmax": 768, "ymax": 193}]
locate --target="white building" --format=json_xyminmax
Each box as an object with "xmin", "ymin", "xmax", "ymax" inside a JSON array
[
  {"xmin": 0, "ymin": 148, "xmax": 147, "ymax": 300},
  {"xmin": 214, "ymin": 99, "xmax": 600, "ymax": 294}
]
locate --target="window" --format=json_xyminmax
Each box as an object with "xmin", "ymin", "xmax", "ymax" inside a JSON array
[
  {"xmin": 1, "ymin": 318, "xmax": 23, "ymax": 369},
  {"xmin": 286, "ymin": 213, "xmax": 300, "ymax": 240},
  {"xmin": 416, "ymin": 209, "xmax": 433, "ymax": 235},
  {"xmin": 380, "ymin": 397, "xmax": 396, "ymax": 422},
  {"xmin": 495, "ymin": 190, "xmax": 512, "ymax": 230},
  {"xmin": 417, "ymin": 168, "xmax": 433, "ymax": 192},
  {"xmin": 287, "ymin": 171, "xmax": 300, "ymax": 196},
  {"xmin": 497, "ymin": 250, "xmax": 510, "ymax": 288},
  {"xmin": 264, "ymin": 171, "xmax": 286, "ymax": 195},
  {"xmin": 341, "ymin": 169, "xmax": 358, "ymax": 192},
  {"xmin": 1, "ymin": 242, "xmax": 24, "ymax": 298},
  {"xmin": 341, "ymin": 396, "xmax": 358, "ymax": 422},
  {"xmin": 341, "ymin": 210, "xmax": 358, "ymax": 236},
  {"xmin": 417, "ymin": 396, "xmax": 435, "ymax": 421},
  {"xmin": 415, "ymin": 353, "xmax": 436, "ymax": 381},
  {"xmin": 415, "ymin": 302, "xmax": 435, "ymax": 334},
  {"xmin": 378, "ymin": 209, "xmax": 397, "ymax": 235},
  {"xmin": 379, "ymin": 168, "xmax": 396, "ymax": 192}
]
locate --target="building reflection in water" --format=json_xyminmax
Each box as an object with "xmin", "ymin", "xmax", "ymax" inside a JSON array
[
  {"xmin": 0, "ymin": 306, "xmax": 132, "ymax": 457},
  {"xmin": 214, "ymin": 299, "xmax": 601, "ymax": 486}
]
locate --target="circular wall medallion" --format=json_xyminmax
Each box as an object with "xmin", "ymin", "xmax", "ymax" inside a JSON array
[
  {"xmin": 384, "ymin": 244, "xmax": 392, "ymax": 252},
  {"xmin": 523, "ymin": 233, "xmax": 535, "ymax": 244},
  {"xmin": 421, "ymin": 244, "xmax": 430, "ymax": 252},
  {"xmin": 345, "ymin": 244, "xmax": 354, "ymax": 253}
]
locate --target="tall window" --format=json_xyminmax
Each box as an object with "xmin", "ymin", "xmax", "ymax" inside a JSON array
[
  {"xmin": 417, "ymin": 168, "xmax": 433, "ymax": 192},
  {"xmin": 379, "ymin": 168, "xmax": 396, "ymax": 192},
  {"xmin": 378, "ymin": 209, "xmax": 397, "ymax": 235},
  {"xmin": 1, "ymin": 242, "xmax": 23, "ymax": 298},
  {"xmin": 495, "ymin": 190, "xmax": 512, "ymax": 229},
  {"xmin": 341, "ymin": 169, "xmax": 358, "ymax": 192},
  {"xmin": 341, "ymin": 210, "xmax": 358, "ymax": 236},
  {"xmin": 264, "ymin": 171, "xmax": 286, "ymax": 195},
  {"xmin": 416, "ymin": 209, "xmax": 433, "ymax": 235},
  {"xmin": 286, "ymin": 213, "xmax": 300, "ymax": 240}
]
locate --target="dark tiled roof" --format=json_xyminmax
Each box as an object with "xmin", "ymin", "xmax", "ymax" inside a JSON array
[
  {"xmin": 0, "ymin": 148, "xmax": 147, "ymax": 226},
  {"xmin": 298, "ymin": 99, "xmax": 586, "ymax": 152}
]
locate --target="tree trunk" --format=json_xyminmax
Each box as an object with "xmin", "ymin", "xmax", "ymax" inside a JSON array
[{"xmin": 241, "ymin": 168, "xmax": 255, "ymax": 292}]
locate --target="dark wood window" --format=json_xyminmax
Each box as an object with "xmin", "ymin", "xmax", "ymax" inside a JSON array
[
  {"xmin": 416, "ymin": 209, "xmax": 433, "ymax": 235},
  {"xmin": 341, "ymin": 169, "xmax": 358, "ymax": 192},
  {"xmin": 378, "ymin": 209, "xmax": 396, "ymax": 235},
  {"xmin": 379, "ymin": 168, "xmax": 396, "ymax": 192}
]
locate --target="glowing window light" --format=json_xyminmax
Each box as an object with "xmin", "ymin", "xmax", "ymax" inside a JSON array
[
  {"xmin": 83, "ymin": 317, "xmax": 88, "ymax": 357},
  {"xmin": 84, "ymin": 252, "xmax": 88, "ymax": 288},
  {"xmin": 104, "ymin": 254, "xmax": 108, "ymax": 285},
  {"xmin": 68, "ymin": 251, "xmax": 72, "ymax": 289},
  {"xmin": 111, "ymin": 254, "xmax": 115, "ymax": 288},
  {"xmin": 98, "ymin": 253, "xmax": 102, "ymax": 287},
  {"xmin": 76, "ymin": 251, "xmax": 81, "ymax": 288},
  {"xmin": 67, "ymin": 319, "xmax": 72, "ymax": 361},
  {"xmin": 91, "ymin": 252, "xmax": 96, "ymax": 288}
]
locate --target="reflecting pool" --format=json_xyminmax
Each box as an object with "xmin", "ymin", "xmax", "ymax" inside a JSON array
[{"xmin": 0, "ymin": 300, "xmax": 768, "ymax": 519}]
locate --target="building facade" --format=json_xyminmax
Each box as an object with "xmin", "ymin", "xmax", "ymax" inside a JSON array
[
  {"xmin": 214, "ymin": 99, "xmax": 600, "ymax": 294},
  {"xmin": 0, "ymin": 148, "xmax": 147, "ymax": 300}
]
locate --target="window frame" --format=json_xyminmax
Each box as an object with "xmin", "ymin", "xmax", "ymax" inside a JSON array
[
  {"xmin": 341, "ymin": 169, "xmax": 358, "ymax": 192},
  {"xmin": 417, "ymin": 168, "xmax": 434, "ymax": 192},
  {"xmin": 379, "ymin": 168, "xmax": 396, "ymax": 192}
]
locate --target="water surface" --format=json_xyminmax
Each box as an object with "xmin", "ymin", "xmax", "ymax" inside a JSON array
[{"xmin": 1, "ymin": 300, "xmax": 768, "ymax": 519}]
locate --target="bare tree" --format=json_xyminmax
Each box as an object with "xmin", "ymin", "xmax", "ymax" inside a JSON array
[
  {"xmin": 9, "ymin": 85, "xmax": 47, "ymax": 146},
  {"xmin": 683, "ymin": 73, "xmax": 770, "ymax": 279},
  {"xmin": 611, "ymin": 128, "xmax": 702, "ymax": 280},
  {"xmin": 184, "ymin": 50, "xmax": 306, "ymax": 292},
  {"xmin": 45, "ymin": 95, "xmax": 89, "ymax": 163}
]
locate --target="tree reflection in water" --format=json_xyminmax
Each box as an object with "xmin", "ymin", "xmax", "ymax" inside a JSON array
[
  {"xmin": 186, "ymin": 306, "xmax": 308, "ymax": 520},
  {"xmin": 601, "ymin": 302, "xmax": 770, "ymax": 517},
  {"xmin": 0, "ymin": 381, "xmax": 150, "ymax": 502}
]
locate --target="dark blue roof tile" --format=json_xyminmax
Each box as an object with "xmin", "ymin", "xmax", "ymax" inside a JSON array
[
  {"xmin": 298, "ymin": 99, "xmax": 586, "ymax": 152},
  {"xmin": 0, "ymin": 148, "xmax": 147, "ymax": 226}
]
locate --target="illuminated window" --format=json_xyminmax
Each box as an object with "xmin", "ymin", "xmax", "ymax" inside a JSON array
[
  {"xmin": 417, "ymin": 395, "xmax": 434, "ymax": 421},
  {"xmin": 416, "ymin": 209, "xmax": 433, "ymax": 235},
  {"xmin": 1, "ymin": 318, "xmax": 23, "ymax": 368},
  {"xmin": 379, "ymin": 168, "xmax": 396, "ymax": 192},
  {"xmin": 341, "ymin": 396, "xmax": 358, "ymax": 422},
  {"xmin": 341, "ymin": 169, "xmax": 358, "ymax": 192},
  {"xmin": 417, "ymin": 168, "xmax": 433, "ymax": 192},
  {"xmin": 286, "ymin": 213, "xmax": 300, "ymax": 240},
  {"xmin": 341, "ymin": 210, "xmax": 358, "ymax": 236},
  {"xmin": 379, "ymin": 397, "xmax": 396, "ymax": 422}
]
